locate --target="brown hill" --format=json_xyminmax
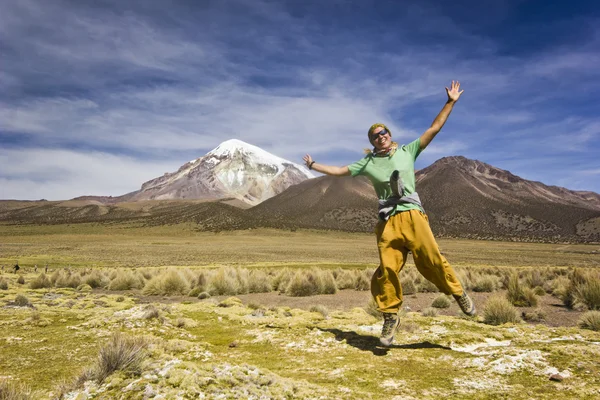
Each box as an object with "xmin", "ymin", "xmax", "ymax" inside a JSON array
[
  {"xmin": 2, "ymin": 156, "xmax": 599, "ymax": 242},
  {"xmin": 414, "ymin": 156, "xmax": 600, "ymax": 241},
  {"xmin": 0, "ymin": 199, "xmax": 248, "ymax": 229},
  {"xmin": 246, "ymin": 175, "xmax": 378, "ymax": 232},
  {"xmin": 233, "ymin": 156, "xmax": 600, "ymax": 242}
]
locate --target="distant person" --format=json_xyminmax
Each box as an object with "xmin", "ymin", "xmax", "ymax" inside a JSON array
[
  {"xmin": 13, "ymin": 263, "xmax": 20, "ymax": 273},
  {"xmin": 45, "ymin": 263, "xmax": 48, "ymax": 273},
  {"xmin": 34, "ymin": 264, "xmax": 38, "ymax": 273},
  {"xmin": 303, "ymin": 81, "xmax": 475, "ymax": 346}
]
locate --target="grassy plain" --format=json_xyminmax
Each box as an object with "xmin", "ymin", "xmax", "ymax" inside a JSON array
[
  {"xmin": 1, "ymin": 223, "xmax": 599, "ymax": 399},
  {"xmin": 1, "ymin": 223, "xmax": 599, "ymax": 269}
]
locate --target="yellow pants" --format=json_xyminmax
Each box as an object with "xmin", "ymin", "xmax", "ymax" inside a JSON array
[{"xmin": 371, "ymin": 209, "xmax": 464, "ymax": 313}]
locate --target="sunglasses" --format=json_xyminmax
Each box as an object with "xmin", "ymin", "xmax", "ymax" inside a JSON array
[{"xmin": 370, "ymin": 129, "xmax": 389, "ymax": 139}]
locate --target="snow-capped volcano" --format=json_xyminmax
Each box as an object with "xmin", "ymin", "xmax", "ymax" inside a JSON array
[{"xmin": 125, "ymin": 139, "xmax": 314, "ymax": 205}]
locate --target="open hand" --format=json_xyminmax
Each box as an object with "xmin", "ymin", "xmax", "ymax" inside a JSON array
[
  {"xmin": 446, "ymin": 80, "xmax": 464, "ymax": 102},
  {"xmin": 302, "ymin": 154, "xmax": 313, "ymax": 168}
]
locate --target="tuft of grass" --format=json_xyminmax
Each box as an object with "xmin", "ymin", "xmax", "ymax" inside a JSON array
[
  {"xmin": 198, "ymin": 292, "xmax": 211, "ymax": 299},
  {"xmin": 418, "ymin": 279, "xmax": 439, "ymax": 293},
  {"xmin": 16, "ymin": 275, "xmax": 25, "ymax": 285},
  {"xmin": 28, "ymin": 273, "xmax": 52, "ymax": 289},
  {"xmin": 14, "ymin": 294, "xmax": 30, "ymax": 307},
  {"xmin": 472, "ymin": 274, "xmax": 498, "ymax": 292},
  {"xmin": 143, "ymin": 268, "xmax": 190, "ymax": 296},
  {"xmin": 578, "ymin": 311, "xmax": 600, "ymax": 331},
  {"xmin": 334, "ymin": 269, "xmax": 356, "ymax": 290},
  {"xmin": 533, "ymin": 286, "xmax": 546, "ymax": 296},
  {"xmin": 0, "ymin": 278, "xmax": 8, "ymax": 290},
  {"xmin": 483, "ymin": 296, "xmax": 520, "ymax": 325},
  {"xmin": 248, "ymin": 270, "xmax": 272, "ymax": 293},
  {"xmin": 354, "ymin": 269, "xmax": 372, "ymax": 291},
  {"xmin": 363, "ymin": 299, "xmax": 381, "ymax": 319},
  {"xmin": 401, "ymin": 278, "xmax": 417, "ymax": 295},
  {"xmin": 285, "ymin": 269, "xmax": 337, "ymax": 297},
  {"xmin": 309, "ymin": 304, "xmax": 329, "ymax": 318},
  {"xmin": 320, "ymin": 270, "xmax": 338, "ymax": 295},
  {"xmin": 421, "ymin": 307, "xmax": 438, "ymax": 317},
  {"xmin": 561, "ymin": 269, "xmax": 600, "ymax": 310},
  {"xmin": 507, "ymin": 273, "xmax": 538, "ymax": 307},
  {"xmin": 522, "ymin": 309, "xmax": 547, "ymax": 322},
  {"xmin": 108, "ymin": 270, "xmax": 143, "ymax": 291},
  {"xmin": 209, "ymin": 267, "xmax": 240, "ymax": 296},
  {"xmin": 142, "ymin": 305, "xmax": 160, "ymax": 320},
  {"xmin": 94, "ymin": 332, "xmax": 149, "ymax": 383},
  {"xmin": 84, "ymin": 270, "xmax": 108, "ymax": 289},
  {"xmin": 431, "ymin": 294, "xmax": 451, "ymax": 308},
  {"xmin": 0, "ymin": 379, "xmax": 34, "ymax": 400}
]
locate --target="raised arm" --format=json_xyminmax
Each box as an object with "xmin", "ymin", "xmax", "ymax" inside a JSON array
[
  {"xmin": 419, "ymin": 80, "xmax": 464, "ymax": 151},
  {"xmin": 303, "ymin": 154, "xmax": 351, "ymax": 176}
]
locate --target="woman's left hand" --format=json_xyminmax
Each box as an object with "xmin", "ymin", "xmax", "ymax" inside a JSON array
[
  {"xmin": 303, "ymin": 154, "xmax": 313, "ymax": 168},
  {"xmin": 446, "ymin": 80, "xmax": 464, "ymax": 102}
]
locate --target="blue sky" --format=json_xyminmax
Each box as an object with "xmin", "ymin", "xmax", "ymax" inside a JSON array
[{"xmin": 1, "ymin": 0, "xmax": 599, "ymax": 200}]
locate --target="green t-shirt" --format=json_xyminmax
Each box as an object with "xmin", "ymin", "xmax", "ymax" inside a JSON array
[{"xmin": 347, "ymin": 138, "xmax": 422, "ymax": 214}]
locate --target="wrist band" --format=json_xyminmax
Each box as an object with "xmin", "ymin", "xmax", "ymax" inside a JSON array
[{"xmin": 309, "ymin": 161, "xmax": 316, "ymax": 170}]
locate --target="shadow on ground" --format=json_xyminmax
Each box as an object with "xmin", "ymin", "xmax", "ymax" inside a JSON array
[{"xmin": 318, "ymin": 328, "xmax": 452, "ymax": 356}]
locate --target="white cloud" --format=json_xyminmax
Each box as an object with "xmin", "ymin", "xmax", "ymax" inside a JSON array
[{"xmin": 0, "ymin": 148, "xmax": 179, "ymax": 200}]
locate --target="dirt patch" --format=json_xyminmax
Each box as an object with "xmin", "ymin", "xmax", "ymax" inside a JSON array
[{"xmin": 125, "ymin": 289, "xmax": 585, "ymax": 328}]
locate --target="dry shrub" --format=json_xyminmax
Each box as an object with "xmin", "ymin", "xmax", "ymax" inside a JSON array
[
  {"xmin": 401, "ymin": 278, "xmax": 417, "ymax": 295},
  {"xmin": 283, "ymin": 268, "xmax": 337, "ymax": 297},
  {"xmin": 194, "ymin": 271, "xmax": 209, "ymax": 292},
  {"xmin": 188, "ymin": 287, "xmax": 202, "ymax": 297},
  {"xmin": 472, "ymin": 274, "xmax": 498, "ymax": 292},
  {"xmin": 418, "ymin": 279, "xmax": 439, "ymax": 293},
  {"xmin": 456, "ymin": 270, "xmax": 473, "ymax": 291},
  {"xmin": 84, "ymin": 270, "xmax": 108, "ymax": 289},
  {"xmin": 0, "ymin": 379, "xmax": 33, "ymax": 400},
  {"xmin": 522, "ymin": 309, "xmax": 547, "ymax": 322},
  {"xmin": 0, "ymin": 278, "xmax": 9, "ymax": 290},
  {"xmin": 248, "ymin": 270, "xmax": 272, "ymax": 293},
  {"xmin": 578, "ymin": 311, "xmax": 600, "ymax": 331},
  {"xmin": 421, "ymin": 307, "xmax": 438, "ymax": 317},
  {"xmin": 507, "ymin": 273, "xmax": 538, "ymax": 307},
  {"xmin": 108, "ymin": 270, "xmax": 143, "ymax": 291},
  {"xmin": 309, "ymin": 305, "xmax": 329, "ymax": 318},
  {"xmin": 143, "ymin": 268, "xmax": 190, "ymax": 296},
  {"xmin": 364, "ymin": 299, "xmax": 381, "ymax": 319},
  {"xmin": 354, "ymin": 268, "xmax": 372, "ymax": 291},
  {"xmin": 533, "ymin": 286, "xmax": 546, "ymax": 296},
  {"xmin": 272, "ymin": 268, "xmax": 293, "ymax": 293},
  {"xmin": 483, "ymin": 296, "xmax": 520, "ymax": 325},
  {"xmin": 198, "ymin": 292, "xmax": 211, "ymax": 299},
  {"xmin": 16, "ymin": 275, "xmax": 25, "ymax": 285},
  {"xmin": 14, "ymin": 294, "xmax": 30, "ymax": 307},
  {"xmin": 431, "ymin": 294, "xmax": 451, "ymax": 308},
  {"xmin": 142, "ymin": 305, "xmax": 160, "ymax": 320},
  {"xmin": 285, "ymin": 270, "xmax": 322, "ymax": 297},
  {"xmin": 563, "ymin": 269, "xmax": 600, "ymax": 311},
  {"xmin": 209, "ymin": 267, "xmax": 241, "ymax": 295},
  {"xmin": 94, "ymin": 332, "xmax": 149, "ymax": 383},
  {"xmin": 525, "ymin": 270, "xmax": 545, "ymax": 289},
  {"xmin": 335, "ymin": 269, "xmax": 356, "ymax": 290},
  {"xmin": 235, "ymin": 268, "xmax": 250, "ymax": 294},
  {"xmin": 320, "ymin": 270, "xmax": 338, "ymax": 294},
  {"xmin": 548, "ymin": 276, "xmax": 570, "ymax": 297}
]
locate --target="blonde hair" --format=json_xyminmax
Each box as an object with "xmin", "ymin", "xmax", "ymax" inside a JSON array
[{"xmin": 364, "ymin": 123, "xmax": 393, "ymax": 154}]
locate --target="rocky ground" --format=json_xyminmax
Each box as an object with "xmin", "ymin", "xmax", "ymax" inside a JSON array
[{"xmin": 1, "ymin": 287, "xmax": 599, "ymax": 399}]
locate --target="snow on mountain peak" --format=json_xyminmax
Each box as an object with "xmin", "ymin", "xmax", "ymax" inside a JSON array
[{"xmin": 208, "ymin": 139, "xmax": 313, "ymax": 179}]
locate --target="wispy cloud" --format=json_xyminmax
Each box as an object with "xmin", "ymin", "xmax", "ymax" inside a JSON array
[{"xmin": 1, "ymin": 0, "xmax": 599, "ymax": 200}]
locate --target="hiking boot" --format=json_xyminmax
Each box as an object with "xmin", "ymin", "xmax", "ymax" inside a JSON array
[
  {"xmin": 380, "ymin": 312, "xmax": 400, "ymax": 346},
  {"xmin": 453, "ymin": 292, "xmax": 476, "ymax": 316}
]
